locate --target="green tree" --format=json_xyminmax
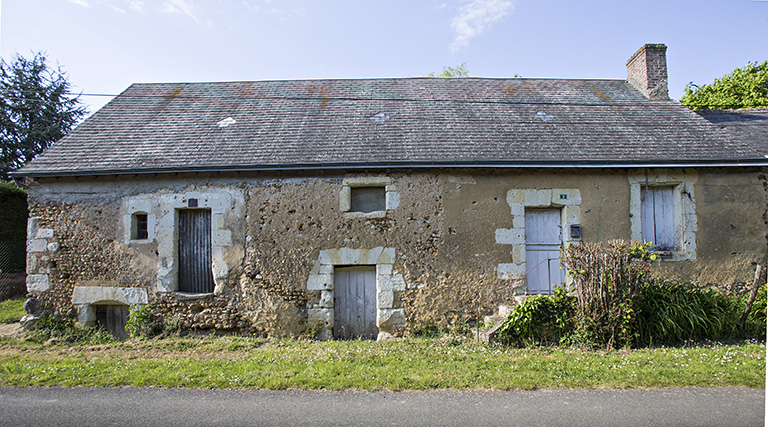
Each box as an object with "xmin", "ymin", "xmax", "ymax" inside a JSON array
[
  {"xmin": 680, "ymin": 61, "xmax": 768, "ymax": 110},
  {"xmin": 0, "ymin": 52, "xmax": 87, "ymax": 179},
  {"xmin": 428, "ymin": 62, "xmax": 469, "ymax": 77}
]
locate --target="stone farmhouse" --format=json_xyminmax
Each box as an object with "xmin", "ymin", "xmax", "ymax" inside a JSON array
[{"xmin": 13, "ymin": 44, "xmax": 768, "ymax": 339}]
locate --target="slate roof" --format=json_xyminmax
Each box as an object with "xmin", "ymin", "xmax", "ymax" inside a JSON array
[
  {"xmin": 697, "ymin": 109, "xmax": 768, "ymax": 156},
  {"xmin": 14, "ymin": 77, "xmax": 768, "ymax": 177}
]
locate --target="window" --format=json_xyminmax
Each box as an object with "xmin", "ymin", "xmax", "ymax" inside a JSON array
[
  {"xmin": 350, "ymin": 187, "xmax": 386, "ymax": 213},
  {"xmin": 641, "ymin": 186, "xmax": 675, "ymax": 251},
  {"xmin": 133, "ymin": 213, "xmax": 148, "ymax": 240},
  {"xmin": 628, "ymin": 170, "xmax": 697, "ymax": 261},
  {"xmin": 340, "ymin": 177, "xmax": 399, "ymax": 218}
]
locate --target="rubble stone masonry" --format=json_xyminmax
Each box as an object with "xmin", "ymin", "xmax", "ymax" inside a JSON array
[{"xmin": 23, "ymin": 168, "xmax": 767, "ymax": 337}]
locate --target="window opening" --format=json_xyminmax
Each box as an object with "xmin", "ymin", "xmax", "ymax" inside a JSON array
[
  {"xmin": 133, "ymin": 213, "xmax": 148, "ymax": 240},
  {"xmin": 350, "ymin": 187, "xmax": 386, "ymax": 213}
]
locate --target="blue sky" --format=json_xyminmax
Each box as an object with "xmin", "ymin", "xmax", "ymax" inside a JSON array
[{"xmin": 2, "ymin": 0, "xmax": 767, "ymax": 113}]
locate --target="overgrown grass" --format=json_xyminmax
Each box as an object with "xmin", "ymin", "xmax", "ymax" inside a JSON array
[
  {"xmin": 0, "ymin": 336, "xmax": 763, "ymax": 390},
  {"xmin": 22, "ymin": 315, "xmax": 118, "ymax": 345},
  {"xmin": 0, "ymin": 297, "xmax": 25, "ymax": 324},
  {"xmin": 495, "ymin": 279, "xmax": 766, "ymax": 349},
  {"xmin": 635, "ymin": 282, "xmax": 746, "ymax": 346}
]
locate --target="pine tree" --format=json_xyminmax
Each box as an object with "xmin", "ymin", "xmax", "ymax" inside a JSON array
[{"xmin": 0, "ymin": 52, "xmax": 87, "ymax": 178}]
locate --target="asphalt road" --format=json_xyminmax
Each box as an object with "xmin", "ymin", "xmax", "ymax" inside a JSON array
[{"xmin": 0, "ymin": 387, "xmax": 764, "ymax": 426}]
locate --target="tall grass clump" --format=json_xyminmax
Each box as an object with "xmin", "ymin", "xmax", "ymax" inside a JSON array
[
  {"xmin": 635, "ymin": 282, "xmax": 744, "ymax": 346},
  {"xmin": 24, "ymin": 314, "xmax": 116, "ymax": 345},
  {"xmin": 743, "ymin": 283, "xmax": 766, "ymax": 340}
]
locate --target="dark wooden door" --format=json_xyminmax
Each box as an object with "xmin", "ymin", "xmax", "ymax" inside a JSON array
[
  {"xmin": 95, "ymin": 305, "xmax": 129, "ymax": 340},
  {"xmin": 333, "ymin": 266, "xmax": 377, "ymax": 339},
  {"xmin": 178, "ymin": 209, "xmax": 214, "ymax": 293}
]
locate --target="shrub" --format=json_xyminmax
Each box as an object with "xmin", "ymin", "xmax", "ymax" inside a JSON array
[
  {"xmin": 561, "ymin": 240, "xmax": 655, "ymax": 348},
  {"xmin": 126, "ymin": 304, "xmax": 166, "ymax": 338},
  {"xmin": 635, "ymin": 282, "xmax": 744, "ymax": 346},
  {"xmin": 495, "ymin": 287, "xmax": 576, "ymax": 346}
]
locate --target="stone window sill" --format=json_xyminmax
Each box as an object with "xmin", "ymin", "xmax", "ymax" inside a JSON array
[
  {"xmin": 343, "ymin": 211, "xmax": 386, "ymax": 219},
  {"xmin": 172, "ymin": 292, "xmax": 214, "ymax": 301}
]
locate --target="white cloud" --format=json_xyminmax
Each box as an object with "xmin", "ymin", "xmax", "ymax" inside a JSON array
[
  {"xmin": 241, "ymin": 1, "xmax": 260, "ymax": 13},
  {"xmin": 162, "ymin": 0, "xmax": 202, "ymax": 23},
  {"xmin": 160, "ymin": 0, "xmax": 215, "ymax": 28},
  {"xmin": 130, "ymin": 1, "xmax": 144, "ymax": 12},
  {"xmin": 68, "ymin": 0, "xmax": 145, "ymax": 13},
  {"xmin": 449, "ymin": 0, "xmax": 514, "ymax": 53}
]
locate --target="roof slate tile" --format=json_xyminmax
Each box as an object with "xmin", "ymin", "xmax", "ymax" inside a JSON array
[{"xmin": 15, "ymin": 77, "xmax": 765, "ymax": 176}]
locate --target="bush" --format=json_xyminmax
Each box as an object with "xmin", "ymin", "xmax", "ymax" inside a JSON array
[
  {"xmin": 561, "ymin": 240, "xmax": 655, "ymax": 348},
  {"xmin": 495, "ymin": 287, "xmax": 575, "ymax": 346},
  {"xmin": 126, "ymin": 304, "xmax": 166, "ymax": 338},
  {"xmin": 635, "ymin": 282, "xmax": 745, "ymax": 346},
  {"xmin": 496, "ymin": 241, "xmax": 764, "ymax": 349}
]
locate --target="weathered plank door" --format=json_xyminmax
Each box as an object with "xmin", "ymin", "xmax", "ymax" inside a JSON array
[
  {"xmin": 178, "ymin": 209, "xmax": 215, "ymax": 293},
  {"xmin": 95, "ymin": 304, "xmax": 129, "ymax": 340},
  {"xmin": 333, "ymin": 266, "xmax": 377, "ymax": 339},
  {"xmin": 525, "ymin": 209, "xmax": 564, "ymax": 294},
  {"xmin": 641, "ymin": 186, "xmax": 676, "ymax": 250}
]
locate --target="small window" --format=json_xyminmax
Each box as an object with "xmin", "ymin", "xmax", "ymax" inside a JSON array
[
  {"xmin": 350, "ymin": 187, "xmax": 386, "ymax": 213},
  {"xmin": 133, "ymin": 213, "xmax": 149, "ymax": 240},
  {"xmin": 641, "ymin": 186, "xmax": 675, "ymax": 251}
]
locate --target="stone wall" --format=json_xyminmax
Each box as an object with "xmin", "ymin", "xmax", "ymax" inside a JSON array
[{"xmin": 23, "ymin": 167, "xmax": 768, "ymax": 336}]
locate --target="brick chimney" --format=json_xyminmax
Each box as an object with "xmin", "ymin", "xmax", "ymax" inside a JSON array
[{"xmin": 627, "ymin": 44, "xmax": 669, "ymax": 100}]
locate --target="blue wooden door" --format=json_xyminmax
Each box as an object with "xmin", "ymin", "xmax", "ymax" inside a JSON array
[
  {"xmin": 525, "ymin": 209, "xmax": 564, "ymax": 294},
  {"xmin": 333, "ymin": 266, "xmax": 377, "ymax": 339}
]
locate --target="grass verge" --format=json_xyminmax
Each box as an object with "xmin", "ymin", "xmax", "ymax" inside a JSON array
[
  {"xmin": 0, "ymin": 335, "xmax": 764, "ymax": 390},
  {"xmin": 0, "ymin": 297, "xmax": 25, "ymax": 324}
]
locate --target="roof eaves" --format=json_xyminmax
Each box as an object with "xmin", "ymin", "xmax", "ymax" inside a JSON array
[{"xmin": 11, "ymin": 158, "xmax": 768, "ymax": 178}]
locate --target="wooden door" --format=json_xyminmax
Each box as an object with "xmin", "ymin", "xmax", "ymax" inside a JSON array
[
  {"xmin": 525, "ymin": 209, "xmax": 564, "ymax": 294},
  {"xmin": 333, "ymin": 266, "xmax": 377, "ymax": 339},
  {"xmin": 178, "ymin": 209, "xmax": 214, "ymax": 293},
  {"xmin": 95, "ymin": 305, "xmax": 129, "ymax": 340}
]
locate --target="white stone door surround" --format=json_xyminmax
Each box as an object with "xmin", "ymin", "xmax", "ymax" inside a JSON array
[
  {"xmin": 72, "ymin": 286, "xmax": 148, "ymax": 328},
  {"xmin": 495, "ymin": 188, "xmax": 582, "ymax": 292},
  {"xmin": 122, "ymin": 187, "xmax": 244, "ymax": 294},
  {"xmin": 306, "ymin": 247, "xmax": 406, "ymax": 340}
]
